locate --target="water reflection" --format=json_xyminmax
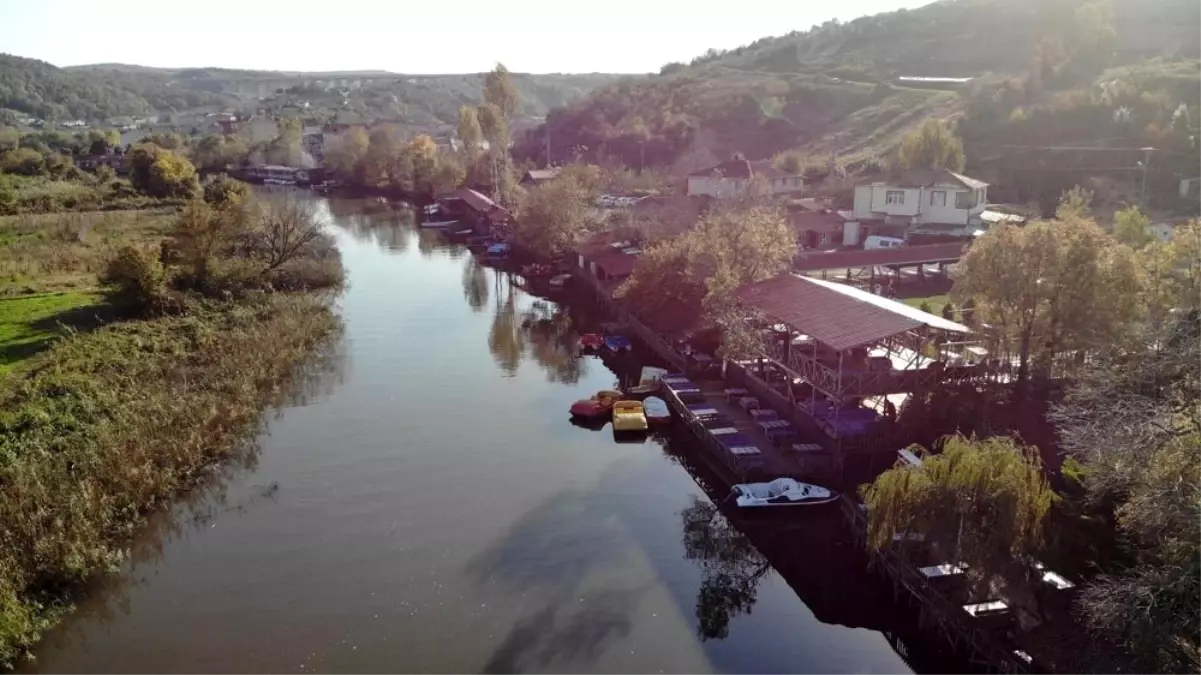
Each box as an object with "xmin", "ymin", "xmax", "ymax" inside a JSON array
[
  {"xmin": 488, "ymin": 279, "xmax": 525, "ymax": 376},
  {"xmin": 465, "ymin": 489, "xmax": 643, "ymax": 673},
  {"xmin": 461, "ymin": 258, "xmax": 490, "ymax": 313},
  {"xmin": 326, "ymin": 197, "xmax": 414, "ymax": 253},
  {"xmin": 680, "ymin": 497, "xmax": 772, "ymax": 641}
]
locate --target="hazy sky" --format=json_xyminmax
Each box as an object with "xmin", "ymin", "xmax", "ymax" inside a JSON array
[{"xmin": 1, "ymin": 0, "xmax": 931, "ymax": 74}]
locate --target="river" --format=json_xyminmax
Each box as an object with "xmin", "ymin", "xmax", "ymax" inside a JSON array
[{"xmin": 24, "ymin": 196, "xmax": 956, "ymax": 674}]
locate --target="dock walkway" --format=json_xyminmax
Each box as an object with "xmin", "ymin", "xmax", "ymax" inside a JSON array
[{"xmin": 660, "ymin": 373, "xmax": 820, "ymax": 483}]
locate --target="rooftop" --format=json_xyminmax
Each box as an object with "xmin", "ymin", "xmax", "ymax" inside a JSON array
[
  {"xmin": 794, "ymin": 242, "xmax": 968, "ymax": 272},
  {"xmin": 688, "ymin": 158, "xmax": 753, "ymax": 179},
  {"xmin": 874, "ymin": 168, "xmax": 988, "ymax": 190},
  {"xmin": 736, "ymin": 275, "xmax": 969, "ymax": 351}
]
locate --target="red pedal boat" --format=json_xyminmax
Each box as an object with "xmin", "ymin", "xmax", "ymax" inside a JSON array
[{"xmin": 579, "ymin": 333, "xmax": 604, "ymax": 353}]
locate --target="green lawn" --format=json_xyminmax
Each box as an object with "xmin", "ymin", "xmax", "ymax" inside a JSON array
[
  {"xmin": 901, "ymin": 294, "xmax": 952, "ymax": 312},
  {"xmin": 0, "ymin": 291, "xmax": 108, "ymax": 374}
]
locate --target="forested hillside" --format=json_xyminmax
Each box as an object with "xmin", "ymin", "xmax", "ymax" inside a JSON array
[
  {"xmin": 516, "ymin": 0, "xmax": 1201, "ymax": 204},
  {"xmin": 0, "ymin": 54, "xmax": 627, "ymax": 125}
]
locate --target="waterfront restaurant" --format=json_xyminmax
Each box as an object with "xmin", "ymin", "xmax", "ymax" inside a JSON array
[{"xmin": 729, "ymin": 273, "xmax": 986, "ymax": 479}]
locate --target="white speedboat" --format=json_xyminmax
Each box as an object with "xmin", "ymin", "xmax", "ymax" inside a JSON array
[{"xmin": 730, "ymin": 478, "xmax": 838, "ymax": 507}]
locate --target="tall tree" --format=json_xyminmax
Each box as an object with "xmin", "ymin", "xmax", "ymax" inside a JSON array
[
  {"xmin": 324, "ymin": 127, "xmax": 369, "ymax": 183},
  {"xmin": 513, "ymin": 172, "xmax": 601, "ymax": 258},
  {"xmin": 457, "ymin": 105, "xmax": 484, "ymax": 159},
  {"xmin": 483, "ymin": 63, "xmax": 520, "ymax": 121},
  {"xmin": 363, "ymin": 124, "xmax": 405, "ymax": 189},
  {"xmin": 898, "ymin": 118, "xmax": 966, "ymax": 172},
  {"xmin": 953, "ymin": 214, "xmax": 1143, "ymax": 383}
]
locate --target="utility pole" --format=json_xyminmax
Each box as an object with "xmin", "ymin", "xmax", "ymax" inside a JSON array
[
  {"xmin": 1139, "ymin": 147, "xmax": 1153, "ymax": 203},
  {"xmin": 545, "ymin": 124, "xmax": 551, "ymax": 168}
]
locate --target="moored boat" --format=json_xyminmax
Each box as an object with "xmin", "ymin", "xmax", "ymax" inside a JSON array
[
  {"xmin": 612, "ymin": 400, "xmax": 649, "ymax": 432},
  {"xmin": 548, "ymin": 273, "xmax": 572, "ymax": 288},
  {"xmin": 604, "ymin": 335, "xmax": 632, "ymax": 353},
  {"xmin": 627, "ymin": 366, "xmax": 668, "ymax": 397},
  {"xmin": 730, "ymin": 478, "xmax": 839, "ymax": 507},
  {"xmin": 578, "ymin": 333, "xmax": 604, "ymax": 353},
  {"xmin": 569, "ymin": 389, "xmax": 621, "ymax": 419},
  {"xmin": 643, "ymin": 396, "xmax": 670, "ymax": 424}
]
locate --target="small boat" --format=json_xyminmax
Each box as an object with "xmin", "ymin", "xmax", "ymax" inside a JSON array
[
  {"xmin": 579, "ymin": 333, "xmax": 604, "ymax": 353},
  {"xmin": 486, "ymin": 243, "xmax": 510, "ymax": 258},
  {"xmin": 643, "ymin": 396, "xmax": 670, "ymax": 424},
  {"xmin": 548, "ymin": 273, "xmax": 572, "ymax": 288},
  {"xmin": 612, "ymin": 400, "xmax": 649, "ymax": 432},
  {"xmin": 604, "ymin": 335, "xmax": 632, "ymax": 353},
  {"xmin": 420, "ymin": 219, "xmax": 459, "ymax": 229},
  {"xmin": 627, "ymin": 366, "xmax": 668, "ymax": 397},
  {"xmin": 730, "ymin": 478, "xmax": 839, "ymax": 508},
  {"xmin": 569, "ymin": 390, "xmax": 621, "ymax": 419},
  {"xmin": 521, "ymin": 263, "xmax": 554, "ymax": 278}
]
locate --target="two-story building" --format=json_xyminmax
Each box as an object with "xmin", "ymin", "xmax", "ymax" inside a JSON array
[
  {"xmin": 686, "ymin": 159, "xmax": 805, "ymax": 199},
  {"xmin": 852, "ymin": 169, "xmax": 988, "ymax": 227}
]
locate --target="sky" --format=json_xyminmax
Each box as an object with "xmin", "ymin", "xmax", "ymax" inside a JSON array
[{"xmin": 0, "ymin": 0, "xmax": 931, "ymax": 74}]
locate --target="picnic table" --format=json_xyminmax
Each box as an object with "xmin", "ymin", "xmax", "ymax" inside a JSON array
[
  {"xmin": 738, "ymin": 396, "xmax": 760, "ymax": 411},
  {"xmin": 709, "ymin": 427, "xmax": 739, "ymax": 435},
  {"xmin": 723, "ymin": 387, "xmax": 749, "ymax": 402},
  {"xmin": 688, "ymin": 406, "xmax": 720, "ymax": 419},
  {"xmin": 791, "ymin": 443, "xmax": 824, "ymax": 454},
  {"xmin": 758, "ymin": 419, "xmax": 795, "ymax": 443}
]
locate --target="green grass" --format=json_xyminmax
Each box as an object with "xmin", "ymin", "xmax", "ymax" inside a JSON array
[
  {"xmin": 902, "ymin": 294, "xmax": 952, "ymax": 312},
  {"xmin": 0, "ymin": 291, "xmax": 108, "ymax": 374}
]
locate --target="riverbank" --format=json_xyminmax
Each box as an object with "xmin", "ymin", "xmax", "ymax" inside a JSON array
[{"xmin": 0, "ymin": 197, "xmax": 344, "ymax": 668}]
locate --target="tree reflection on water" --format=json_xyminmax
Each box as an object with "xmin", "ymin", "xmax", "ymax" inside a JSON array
[
  {"xmin": 680, "ymin": 496, "xmax": 772, "ymax": 641},
  {"xmin": 482, "ymin": 271, "xmax": 587, "ymax": 384}
]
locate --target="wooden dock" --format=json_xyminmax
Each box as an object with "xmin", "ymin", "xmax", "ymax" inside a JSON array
[{"xmin": 660, "ymin": 375, "xmax": 818, "ymax": 484}]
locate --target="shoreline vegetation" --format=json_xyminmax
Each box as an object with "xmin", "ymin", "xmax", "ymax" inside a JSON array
[{"xmin": 0, "ymin": 183, "xmax": 344, "ymax": 667}]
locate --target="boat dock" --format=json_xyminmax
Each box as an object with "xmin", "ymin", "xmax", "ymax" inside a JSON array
[{"xmin": 658, "ymin": 372, "xmax": 823, "ymax": 483}]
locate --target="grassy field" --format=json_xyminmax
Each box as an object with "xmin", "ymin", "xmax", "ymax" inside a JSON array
[
  {"xmin": 0, "ymin": 210, "xmax": 175, "ymax": 371},
  {"xmin": 0, "ymin": 291, "xmax": 108, "ymax": 374}
]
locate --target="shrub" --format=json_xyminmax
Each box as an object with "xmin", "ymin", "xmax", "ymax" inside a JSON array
[
  {"xmin": 99, "ymin": 245, "xmax": 175, "ymax": 315},
  {"xmin": 0, "ymin": 148, "xmax": 46, "ymax": 177}
]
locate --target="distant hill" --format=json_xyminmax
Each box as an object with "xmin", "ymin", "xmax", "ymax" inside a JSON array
[
  {"xmin": 516, "ymin": 0, "xmax": 1200, "ymax": 193},
  {"xmin": 0, "ymin": 54, "xmax": 629, "ymax": 126}
]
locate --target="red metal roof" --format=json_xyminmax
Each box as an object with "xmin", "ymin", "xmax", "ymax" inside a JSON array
[
  {"xmin": 794, "ymin": 243, "xmax": 967, "ymax": 272},
  {"xmin": 445, "ymin": 188, "xmax": 508, "ymax": 216},
  {"xmin": 736, "ymin": 275, "xmax": 961, "ymax": 351}
]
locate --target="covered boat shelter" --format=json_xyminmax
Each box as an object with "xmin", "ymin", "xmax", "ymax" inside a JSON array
[
  {"xmin": 730, "ymin": 274, "xmax": 985, "ymax": 474},
  {"xmin": 794, "ymin": 242, "xmax": 967, "ymax": 293}
]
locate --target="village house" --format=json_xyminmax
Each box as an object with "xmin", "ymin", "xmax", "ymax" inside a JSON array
[
  {"xmin": 852, "ymin": 169, "xmax": 988, "ymax": 227},
  {"xmin": 686, "ymin": 158, "xmax": 805, "ymax": 199},
  {"xmin": 573, "ymin": 233, "xmax": 642, "ymax": 298},
  {"xmin": 520, "ymin": 168, "xmax": 561, "ymax": 186}
]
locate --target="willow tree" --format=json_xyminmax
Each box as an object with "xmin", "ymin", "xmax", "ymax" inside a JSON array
[{"xmin": 862, "ymin": 435, "xmax": 1054, "ymax": 597}]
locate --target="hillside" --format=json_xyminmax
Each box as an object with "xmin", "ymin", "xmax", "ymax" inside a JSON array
[
  {"xmin": 0, "ymin": 54, "xmax": 628, "ymax": 126},
  {"xmin": 516, "ymin": 0, "xmax": 1201, "ymax": 197}
]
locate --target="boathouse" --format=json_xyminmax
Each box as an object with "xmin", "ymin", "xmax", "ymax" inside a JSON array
[
  {"xmin": 436, "ymin": 188, "xmax": 510, "ymax": 233},
  {"xmin": 730, "ymin": 273, "xmax": 984, "ymax": 481},
  {"xmin": 572, "ymin": 233, "xmax": 642, "ymax": 299}
]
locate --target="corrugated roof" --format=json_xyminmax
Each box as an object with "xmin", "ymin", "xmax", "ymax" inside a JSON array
[
  {"xmin": 876, "ymin": 169, "xmax": 988, "ymax": 190},
  {"xmin": 794, "ymin": 243, "xmax": 967, "ymax": 272},
  {"xmin": 735, "ymin": 275, "xmax": 969, "ymax": 351},
  {"xmin": 445, "ymin": 188, "xmax": 507, "ymax": 215},
  {"xmin": 688, "ymin": 158, "xmax": 753, "ymax": 179}
]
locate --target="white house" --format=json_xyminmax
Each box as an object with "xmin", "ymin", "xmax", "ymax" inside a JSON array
[
  {"xmin": 852, "ymin": 169, "xmax": 988, "ymax": 226},
  {"xmin": 686, "ymin": 159, "xmax": 804, "ymax": 199}
]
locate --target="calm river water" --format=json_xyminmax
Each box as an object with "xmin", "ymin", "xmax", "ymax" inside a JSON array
[{"xmin": 24, "ymin": 197, "xmax": 957, "ymax": 674}]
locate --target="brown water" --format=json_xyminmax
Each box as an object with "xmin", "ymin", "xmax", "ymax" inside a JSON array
[{"xmin": 24, "ymin": 197, "xmax": 952, "ymax": 674}]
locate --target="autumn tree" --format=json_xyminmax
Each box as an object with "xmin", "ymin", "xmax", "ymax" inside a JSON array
[
  {"xmin": 953, "ymin": 213, "xmax": 1143, "ymax": 384},
  {"xmin": 513, "ymin": 171, "xmax": 601, "ymax": 258},
  {"xmin": 1112, "ymin": 204, "xmax": 1153, "ymax": 249},
  {"xmin": 202, "ymin": 173, "xmax": 250, "ymax": 208},
  {"xmin": 1052, "ymin": 314, "xmax": 1200, "ymax": 672},
  {"xmin": 898, "ymin": 118, "xmax": 965, "ymax": 172},
  {"xmin": 362, "ymin": 124, "xmax": 406, "ymax": 188},
  {"xmin": 1139, "ymin": 219, "xmax": 1200, "ymax": 322},
  {"xmin": 324, "ymin": 126, "xmax": 369, "ymax": 183},
  {"xmin": 86, "ymin": 128, "xmax": 121, "ymax": 155},
  {"xmin": 484, "ymin": 62, "xmax": 520, "ymax": 120},
  {"xmin": 457, "ymin": 105, "xmax": 484, "ymax": 159}
]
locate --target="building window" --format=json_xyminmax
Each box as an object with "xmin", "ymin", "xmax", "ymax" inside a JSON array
[
  {"xmin": 930, "ymin": 190, "xmax": 947, "ymax": 206},
  {"xmin": 955, "ymin": 190, "xmax": 974, "ymax": 209},
  {"xmin": 886, "ymin": 190, "xmax": 905, "ymax": 205}
]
